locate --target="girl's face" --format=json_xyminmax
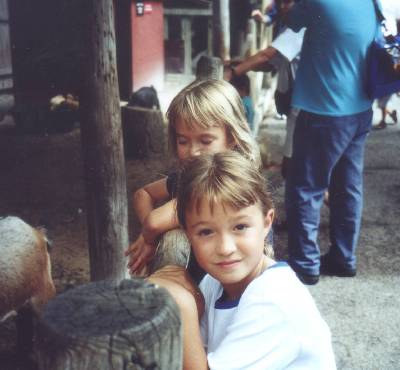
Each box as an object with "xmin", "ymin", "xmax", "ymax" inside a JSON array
[
  {"xmin": 175, "ymin": 118, "xmax": 232, "ymax": 161},
  {"xmin": 185, "ymin": 199, "xmax": 273, "ymax": 300}
]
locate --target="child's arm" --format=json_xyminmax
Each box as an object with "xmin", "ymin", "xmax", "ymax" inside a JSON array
[
  {"xmin": 147, "ymin": 267, "xmax": 208, "ymax": 370},
  {"xmin": 141, "ymin": 198, "xmax": 179, "ymax": 246},
  {"xmin": 125, "ymin": 178, "xmax": 181, "ymax": 274},
  {"xmin": 132, "ymin": 178, "xmax": 170, "ymax": 226},
  {"xmin": 134, "ymin": 178, "xmax": 180, "ymax": 244}
]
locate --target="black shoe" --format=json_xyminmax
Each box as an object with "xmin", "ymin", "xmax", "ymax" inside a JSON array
[
  {"xmin": 320, "ymin": 254, "xmax": 356, "ymax": 277},
  {"xmin": 373, "ymin": 121, "xmax": 387, "ymax": 130},
  {"xmin": 296, "ymin": 271, "xmax": 319, "ymax": 285}
]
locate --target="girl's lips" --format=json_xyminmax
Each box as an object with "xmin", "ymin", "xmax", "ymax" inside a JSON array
[{"xmin": 216, "ymin": 260, "xmax": 241, "ymax": 268}]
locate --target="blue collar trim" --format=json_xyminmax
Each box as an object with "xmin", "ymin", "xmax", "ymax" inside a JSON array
[
  {"xmin": 215, "ymin": 296, "xmax": 240, "ymax": 309},
  {"xmin": 214, "ymin": 261, "xmax": 288, "ymax": 309}
]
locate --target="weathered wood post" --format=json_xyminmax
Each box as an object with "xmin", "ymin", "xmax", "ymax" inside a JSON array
[
  {"xmin": 121, "ymin": 106, "xmax": 165, "ymax": 159},
  {"xmin": 79, "ymin": 0, "xmax": 128, "ymax": 281},
  {"xmin": 148, "ymin": 228, "xmax": 191, "ymax": 274},
  {"xmin": 34, "ymin": 279, "xmax": 182, "ymax": 370},
  {"xmin": 196, "ymin": 55, "xmax": 223, "ymax": 81},
  {"xmin": 212, "ymin": 0, "xmax": 230, "ymax": 61}
]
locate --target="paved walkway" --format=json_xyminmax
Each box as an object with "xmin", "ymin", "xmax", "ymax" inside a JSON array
[{"xmin": 260, "ymin": 95, "xmax": 400, "ymax": 369}]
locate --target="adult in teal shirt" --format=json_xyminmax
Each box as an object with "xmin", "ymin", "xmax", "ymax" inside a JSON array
[{"xmin": 284, "ymin": 0, "xmax": 380, "ymax": 284}]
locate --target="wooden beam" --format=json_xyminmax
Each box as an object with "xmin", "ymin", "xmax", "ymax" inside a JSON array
[
  {"xmin": 79, "ymin": 0, "xmax": 129, "ymax": 282},
  {"xmin": 182, "ymin": 17, "xmax": 192, "ymax": 76},
  {"xmin": 164, "ymin": 8, "xmax": 212, "ymax": 16},
  {"xmin": 212, "ymin": 0, "xmax": 230, "ymax": 61}
]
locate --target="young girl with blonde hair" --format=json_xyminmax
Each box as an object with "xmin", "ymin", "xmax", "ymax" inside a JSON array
[
  {"xmin": 125, "ymin": 79, "xmax": 260, "ymax": 277},
  {"xmin": 174, "ymin": 151, "xmax": 336, "ymax": 369}
]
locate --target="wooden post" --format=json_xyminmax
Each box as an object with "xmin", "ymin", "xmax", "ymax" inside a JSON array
[
  {"xmin": 121, "ymin": 106, "xmax": 165, "ymax": 159},
  {"xmin": 212, "ymin": 0, "xmax": 230, "ymax": 61},
  {"xmin": 148, "ymin": 229, "xmax": 191, "ymax": 274},
  {"xmin": 79, "ymin": 0, "xmax": 128, "ymax": 282},
  {"xmin": 196, "ymin": 55, "xmax": 223, "ymax": 81},
  {"xmin": 182, "ymin": 17, "xmax": 192, "ymax": 76},
  {"xmin": 34, "ymin": 279, "xmax": 182, "ymax": 370}
]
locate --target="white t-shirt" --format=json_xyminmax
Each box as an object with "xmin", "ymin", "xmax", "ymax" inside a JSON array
[
  {"xmin": 271, "ymin": 28, "xmax": 305, "ymax": 63},
  {"xmin": 269, "ymin": 28, "xmax": 305, "ymax": 93},
  {"xmin": 199, "ymin": 262, "xmax": 336, "ymax": 370},
  {"xmin": 380, "ymin": 0, "xmax": 400, "ymax": 36}
]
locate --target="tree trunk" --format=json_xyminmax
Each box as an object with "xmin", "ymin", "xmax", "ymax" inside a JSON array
[
  {"xmin": 121, "ymin": 106, "xmax": 165, "ymax": 159},
  {"xmin": 79, "ymin": 0, "xmax": 128, "ymax": 281},
  {"xmin": 212, "ymin": 0, "xmax": 230, "ymax": 61},
  {"xmin": 196, "ymin": 56, "xmax": 223, "ymax": 81},
  {"xmin": 34, "ymin": 279, "xmax": 182, "ymax": 370}
]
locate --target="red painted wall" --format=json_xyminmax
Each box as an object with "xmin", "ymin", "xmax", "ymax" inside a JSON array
[{"xmin": 131, "ymin": 1, "xmax": 164, "ymax": 92}]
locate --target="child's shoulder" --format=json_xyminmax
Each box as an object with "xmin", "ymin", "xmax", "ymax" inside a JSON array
[{"xmin": 243, "ymin": 262, "xmax": 303, "ymax": 300}]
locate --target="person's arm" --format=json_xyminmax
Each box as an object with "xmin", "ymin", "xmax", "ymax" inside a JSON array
[
  {"xmin": 126, "ymin": 178, "xmax": 180, "ymax": 273},
  {"xmin": 225, "ymin": 47, "xmax": 278, "ymax": 81},
  {"xmin": 134, "ymin": 177, "xmax": 180, "ymax": 244},
  {"xmin": 126, "ymin": 199, "xmax": 180, "ymax": 274},
  {"xmin": 141, "ymin": 199, "xmax": 179, "ymax": 245},
  {"xmin": 147, "ymin": 268, "xmax": 208, "ymax": 370},
  {"xmin": 133, "ymin": 178, "xmax": 169, "ymax": 225}
]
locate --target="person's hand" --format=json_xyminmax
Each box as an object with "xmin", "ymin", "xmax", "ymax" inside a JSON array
[
  {"xmin": 125, "ymin": 234, "xmax": 157, "ymax": 275},
  {"xmin": 223, "ymin": 65, "xmax": 234, "ymax": 81},
  {"xmin": 251, "ymin": 9, "xmax": 265, "ymax": 23}
]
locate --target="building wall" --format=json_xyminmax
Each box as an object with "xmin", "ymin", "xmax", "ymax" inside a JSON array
[{"xmin": 131, "ymin": 1, "xmax": 164, "ymax": 92}]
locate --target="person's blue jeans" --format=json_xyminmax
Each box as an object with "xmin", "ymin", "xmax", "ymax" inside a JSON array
[{"xmin": 285, "ymin": 108, "xmax": 373, "ymax": 276}]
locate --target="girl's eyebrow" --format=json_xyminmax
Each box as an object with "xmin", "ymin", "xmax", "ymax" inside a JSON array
[
  {"xmin": 189, "ymin": 221, "xmax": 211, "ymax": 229},
  {"xmin": 230, "ymin": 214, "xmax": 252, "ymax": 223}
]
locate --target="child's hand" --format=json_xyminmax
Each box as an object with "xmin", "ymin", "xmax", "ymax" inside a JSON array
[{"xmin": 125, "ymin": 234, "xmax": 157, "ymax": 275}]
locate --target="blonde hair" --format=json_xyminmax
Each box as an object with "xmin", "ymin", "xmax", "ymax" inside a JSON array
[
  {"xmin": 176, "ymin": 151, "xmax": 274, "ymax": 257},
  {"xmin": 166, "ymin": 79, "xmax": 261, "ymax": 167}
]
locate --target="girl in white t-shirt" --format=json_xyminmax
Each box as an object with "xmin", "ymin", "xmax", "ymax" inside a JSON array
[{"xmin": 174, "ymin": 151, "xmax": 336, "ymax": 370}]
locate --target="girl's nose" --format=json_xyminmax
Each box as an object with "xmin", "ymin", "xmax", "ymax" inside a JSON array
[
  {"xmin": 189, "ymin": 145, "xmax": 201, "ymax": 157},
  {"xmin": 216, "ymin": 233, "xmax": 236, "ymax": 255}
]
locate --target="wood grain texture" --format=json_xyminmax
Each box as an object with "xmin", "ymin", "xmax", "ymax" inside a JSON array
[
  {"xmin": 79, "ymin": 0, "xmax": 128, "ymax": 282},
  {"xmin": 121, "ymin": 106, "xmax": 165, "ymax": 159},
  {"xmin": 196, "ymin": 56, "xmax": 223, "ymax": 81},
  {"xmin": 35, "ymin": 279, "xmax": 182, "ymax": 370}
]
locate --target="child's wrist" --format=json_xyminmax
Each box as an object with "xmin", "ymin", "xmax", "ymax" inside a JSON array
[{"xmin": 142, "ymin": 228, "xmax": 157, "ymax": 246}]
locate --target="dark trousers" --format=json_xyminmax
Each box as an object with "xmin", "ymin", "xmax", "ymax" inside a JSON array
[{"xmin": 285, "ymin": 108, "xmax": 373, "ymax": 275}]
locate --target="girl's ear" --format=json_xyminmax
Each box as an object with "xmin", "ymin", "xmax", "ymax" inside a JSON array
[{"xmin": 263, "ymin": 209, "xmax": 275, "ymax": 236}]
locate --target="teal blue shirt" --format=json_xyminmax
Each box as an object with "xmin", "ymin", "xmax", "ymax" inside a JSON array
[
  {"xmin": 287, "ymin": 0, "xmax": 380, "ymax": 116},
  {"xmin": 242, "ymin": 95, "xmax": 255, "ymax": 131}
]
